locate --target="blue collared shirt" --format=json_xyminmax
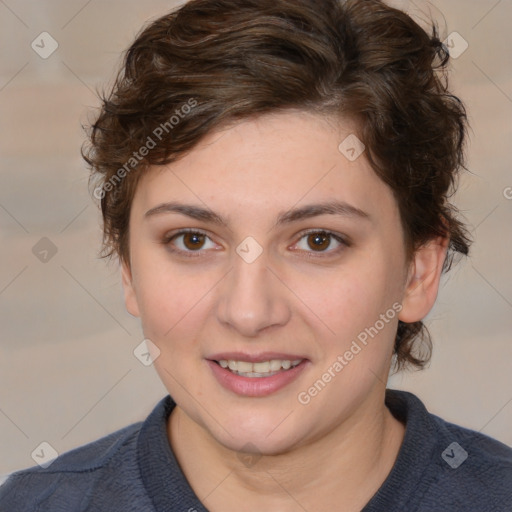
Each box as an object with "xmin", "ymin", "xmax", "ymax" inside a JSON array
[{"xmin": 1, "ymin": 389, "xmax": 511, "ymax": 511}]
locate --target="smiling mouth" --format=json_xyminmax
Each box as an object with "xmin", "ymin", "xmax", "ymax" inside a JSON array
[{"xmin": 214, "ymin": 359, "xmax": 303, "ymax": 378}]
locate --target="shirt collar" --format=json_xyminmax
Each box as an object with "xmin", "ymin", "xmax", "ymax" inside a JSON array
[{"xmin": 137, "ymin": 389, "xmax": 437, "ymax": 511}]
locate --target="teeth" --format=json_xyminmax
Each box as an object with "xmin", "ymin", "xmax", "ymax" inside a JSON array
[
  {"xmin": 269, "ymin": 360, "xmax": 282, "ymax": 371},
  {"xmin": 237, "ymin": 361, "xmax": 253, "ymax": 373},
  {"xmin": 253, "ymin": 361, "xmax": 269, "ymax": 373},
  {"xmin": 217, "ymin": 358, "xmax": 303, "ymax": 376}
]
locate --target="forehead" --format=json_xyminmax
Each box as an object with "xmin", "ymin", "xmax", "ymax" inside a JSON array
[{"xmin": 132, "ymin": 111, "xmax": 399, "ymax": 226}]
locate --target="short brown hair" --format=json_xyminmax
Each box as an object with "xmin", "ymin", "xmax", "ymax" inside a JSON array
[{"xmin": 83, "ymin": 0, "xmax": 471, "ymax": 371}]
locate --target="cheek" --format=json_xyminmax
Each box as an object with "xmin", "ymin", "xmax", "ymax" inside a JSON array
[
  {"xmin": 295, "ymin": 258, "xmax": 403, "ymax": 363},
  {"xmin": 129, "ymin": 252, "xmax": 175, "ymax": 329},
  {"xmin": 132, "ymin": 255, "xmax": 214, "ymax": 350},
  {"xmin": 303, "ymin": 266, "xmax": 389, "ymax": 330}
]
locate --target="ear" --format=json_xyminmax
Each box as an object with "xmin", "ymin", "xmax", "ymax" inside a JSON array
[
  {"xmin": 398, "ymin": 236, "xmax": 448, "ymax": 323},
  {"xmin": 121, "ymin": 259, "xmax": 140, "ymax": 317}
]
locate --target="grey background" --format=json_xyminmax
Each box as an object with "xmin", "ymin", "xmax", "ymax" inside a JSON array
[{"xmin": 0, "ymin": 0, "xmax": 511, "ymax": 478}]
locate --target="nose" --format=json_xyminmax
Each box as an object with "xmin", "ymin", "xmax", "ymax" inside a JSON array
[{"xmin": 215, "ymin": 250, "xmax": 291, "ymax": 337}]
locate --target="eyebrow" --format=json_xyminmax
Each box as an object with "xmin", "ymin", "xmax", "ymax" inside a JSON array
[{"xmin": 144, "ymin": 200, "xmax": 371, "ymax": 227}]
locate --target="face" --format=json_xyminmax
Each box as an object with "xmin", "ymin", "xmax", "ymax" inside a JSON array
[{"xmin": 122, "ymin": 111, "xmax": 433, "ymax": 455}]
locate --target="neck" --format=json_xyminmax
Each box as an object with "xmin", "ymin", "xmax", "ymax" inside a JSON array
[{"xmin": 168, "ymin": 388, "xmax": 405, "ymax": 512}]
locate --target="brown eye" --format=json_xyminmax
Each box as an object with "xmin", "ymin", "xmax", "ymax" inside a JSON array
[
  {"xmin": 164, "ymin": 230, "xmax": 216, "ymax": 255},
  {"xmin": 307, "ymin": 232, "xmax": 331, "ymax": 251},
  {"xmin": 182, "ymin": 232, "xmax": 206, "ymax": 250},
  {"xmin": 294, "ymin": 230, "xmax": 347, "ymax": 256}
]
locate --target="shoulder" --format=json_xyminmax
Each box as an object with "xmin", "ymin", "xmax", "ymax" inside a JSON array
[
  {"xmin": 0, "ymin": 421, "xmax": 148, "ymax": 512},
  {"xmin": 430, "ymin": 416, "xmax": 512, "ymax": 510},
  {"xmin": 10, "ymin": 421, "xmax": 142, "ymax": 475},
  {"xmin": 431, "ymin": 411, "xmax": 512, "ymax": 480},
  {"xmin": 402, "ymin": 390, "xmax": 512, "ymax": 510}
]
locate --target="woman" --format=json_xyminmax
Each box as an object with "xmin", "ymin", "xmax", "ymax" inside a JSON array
[{"xmin": 1, "ymin": 0, "xmax": 511, "ymax": 510}]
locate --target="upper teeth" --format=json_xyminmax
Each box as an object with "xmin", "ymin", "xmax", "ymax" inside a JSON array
[{"xmin": 218, "ymin": 359, "xmax": 302, "ymax": 374}]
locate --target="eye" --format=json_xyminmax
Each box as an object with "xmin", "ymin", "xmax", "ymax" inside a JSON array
[
  {"xmin": 163, "ymin": 228, "xmax": 349, "ymax": 258},
  {"xmin": 163, "ymin": 229, "xmax": 217, "ymax": 256},
  {"xmin": 293, "ymin": 230, "xmax": 348, "ymax": 256}
]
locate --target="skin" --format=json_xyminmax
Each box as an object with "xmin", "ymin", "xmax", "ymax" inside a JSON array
[{"xmin": 122, "ymin": 111, "xmax": 447, "ymax": 511}]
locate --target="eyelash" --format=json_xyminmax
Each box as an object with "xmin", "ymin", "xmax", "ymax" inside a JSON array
[{"xmin": 162, "ymin": 228, "xmax": 350, "ymax": 259}]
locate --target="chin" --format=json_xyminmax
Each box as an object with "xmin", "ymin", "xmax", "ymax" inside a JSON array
[{"xmin": 209, "ymin": 411, "xmax": 306, "ymax": 456}]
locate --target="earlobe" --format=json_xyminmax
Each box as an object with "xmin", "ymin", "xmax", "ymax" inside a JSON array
[
  {"xmin": 121, "ymin": 260, "xmax": 141, "ymax": 318},
  {"xmin": 398, "ymin": 236, "xmax": 448, "ymax": 323}
]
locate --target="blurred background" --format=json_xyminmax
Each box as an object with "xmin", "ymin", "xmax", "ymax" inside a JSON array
[{"xmin": 0, "ymin": 0, "xmax": 511, "ymax": 478}]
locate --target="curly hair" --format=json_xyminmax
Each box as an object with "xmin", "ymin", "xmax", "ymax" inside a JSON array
[{"xmin": 83, "ymin": 0, "xmax": 471, "ymax": 372}]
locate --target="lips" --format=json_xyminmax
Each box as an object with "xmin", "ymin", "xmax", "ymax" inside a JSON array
[{"xmin": 207, "ymin": 352, "xmax": 309, "ymax": 397}]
